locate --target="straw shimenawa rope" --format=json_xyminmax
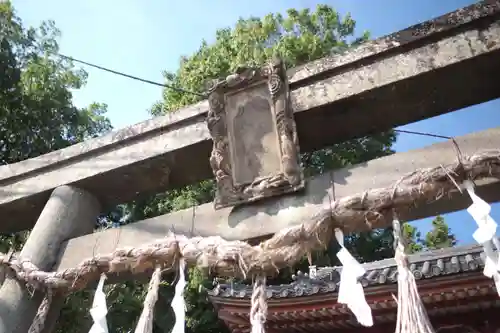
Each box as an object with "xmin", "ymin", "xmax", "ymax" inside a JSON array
[
  {"xmin": 0, "ymin": 150, "xmax": 499, "ymax": 293},
  {"xmin": 134, "ymin": 266, "xmax": 162, "ymax": 333},
  {"xmin": 28, "ymin": 288, "xmax": 53, "ymax": 333},
  {"xmin": 392, "ymin": 217, "xmax": 435, "ymax": 333},
  {"xmin": 250, "ymin": 275, "xmax": 267, "ymax": 333}
]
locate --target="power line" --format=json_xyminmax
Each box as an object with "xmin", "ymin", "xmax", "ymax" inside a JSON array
[
  {"xmin": 394, "ymin": 129, "xmax": 452, "ymax": 140},
  {"xmin": 52, "ymin": 53, "xmax": 461, "ymax": 148},
  {"xmin": 394, "ymin": 128, "xmax": 463, "ymax": 164},
  {"xmin": 54, "ymin": 53, "xmax": 207, "ymax": 98}
]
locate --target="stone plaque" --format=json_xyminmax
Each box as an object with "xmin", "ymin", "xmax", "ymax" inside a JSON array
[{"xmin": 206, "ymin": 57, "xmax": 304, "ymax": 209}]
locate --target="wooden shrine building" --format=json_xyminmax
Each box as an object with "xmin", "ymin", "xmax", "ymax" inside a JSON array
[{"xmin": 209, "ymin": 244, "xmax": 500, "ymax": 333}]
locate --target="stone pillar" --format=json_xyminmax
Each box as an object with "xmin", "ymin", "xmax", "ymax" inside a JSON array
[{"xmin": 0, "ymin": 185, "xmax": 101, "ymax": 333}]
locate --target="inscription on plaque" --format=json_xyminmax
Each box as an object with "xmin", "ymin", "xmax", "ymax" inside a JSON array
[
  {"xmin": 226, "ymin": 84, "xmax": 281, "ymax": 186},
  {"xmin": 206, "ymin": 57, "xmax": 304, "ymax": 209}
]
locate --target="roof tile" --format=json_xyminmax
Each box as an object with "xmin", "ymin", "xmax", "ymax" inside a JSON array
[{"xmin": 209, "ymin": 244, "xmax": 486, "ymax": 299}]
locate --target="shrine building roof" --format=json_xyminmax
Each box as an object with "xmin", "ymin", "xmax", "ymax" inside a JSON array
[
  {"xmin": 209, "ymin": 243, "xmax": 486, "ymax": 299},
  {"xmin": 208, "ymin": 244, "xmax": 500, "ymax": 333}
]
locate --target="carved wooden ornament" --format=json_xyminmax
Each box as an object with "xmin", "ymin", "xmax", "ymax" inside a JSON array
[{"xmin": 206, "ymin": 57, "xmax": 304, "ymax": 209}]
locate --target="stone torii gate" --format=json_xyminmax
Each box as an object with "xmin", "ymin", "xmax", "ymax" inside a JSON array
[{"xmin": 0, "ymin": 1, "xmax": 499, "ymax": 332}]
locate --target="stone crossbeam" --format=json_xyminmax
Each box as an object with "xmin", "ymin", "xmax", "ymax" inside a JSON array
[
  {"xmin": 55, "ymin": 127, "xmax": 500, "ymax": 273},
  {"xmin": 1, "ymin": 1, "xmax": 500, "ymax": 232}
]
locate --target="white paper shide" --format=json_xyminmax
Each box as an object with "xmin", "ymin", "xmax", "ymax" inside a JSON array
[
  {"xmin": 89, "ymin": 274, "xmax": 109, "ymax": 333},
  {"xmin": 464, "ymin": 180, "xmax": 500, "ymax": 295},
  {"xmin": 335, "ymin": 228, "xmax": 373, "ymax": 327}
]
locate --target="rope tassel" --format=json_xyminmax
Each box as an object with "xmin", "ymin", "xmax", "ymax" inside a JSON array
[
  {"xmin": 392, "ymin": 217, "xmax": 434, "ymax": 333},
  {"xmin": 134, "ymin": 266, "xmax": 162, "ymax": 333},
  {"xmin": 171, "ymin": 257, "xmax": 186, "ymax": 333},
  {"xmin": 250, "ymin": 275, "xmax": 267, "ymax": 333},
  {"xmin": 28, "ymin": 289, "xmax": 53, "ymax": 333}
]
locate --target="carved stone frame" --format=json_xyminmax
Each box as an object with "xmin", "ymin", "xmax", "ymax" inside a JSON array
[{"xmin": 206, "ymin": 57, "xmax": 304, "ymax": 209}]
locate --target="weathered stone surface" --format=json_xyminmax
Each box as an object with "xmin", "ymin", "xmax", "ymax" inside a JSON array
[
  {"xmin": 287, "ymin": 0, "xmax": 500, "ymax": 82},
  {"xmin": 0, "ymin": 186, "xmax": 100, "ymax": 333},
  {"xmin": 227, "ymin": 84, "xmax": 279, "ymax": 186},
  {"xmin": 207, "ymin": 58, "xmax": 304, "ymax": 209},
  {"xmin": 1, "ymin": 1, "xmax": 500, "ymax": 232},
  {"xmin": 54, "ymin": 127, "xmax": 500, "ymax": 274},
  {"xmin": 292, "ymin": 18, "xmax": 500, "ymax": 150}
]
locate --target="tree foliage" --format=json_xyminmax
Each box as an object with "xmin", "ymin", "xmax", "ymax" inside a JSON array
[
  {"xmin": 0, "ymin": 1, "xmax": 111, "ymax": 166},
  {"xmin": 0, "ymin": 1, "xmax": 111, "ymax": 331},
  {"xmin": 423, "ymin": 215, "xmax": 457, "ymax": 249},
  {"xmin": 402, "ymin": 215, "xmax": 457, "ymax": 254},
  {"xmin": 150, "ymin": 7, "xmax": 368, "ymax": 115},
  {"xmin": 147, "ymin": 5, "xmax": 396, "ymax": 244}
]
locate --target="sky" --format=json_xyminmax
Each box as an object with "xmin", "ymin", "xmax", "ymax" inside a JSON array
[{"xmin": 11, "ymin": 0, "xmax": 500, "ymax": 246}]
